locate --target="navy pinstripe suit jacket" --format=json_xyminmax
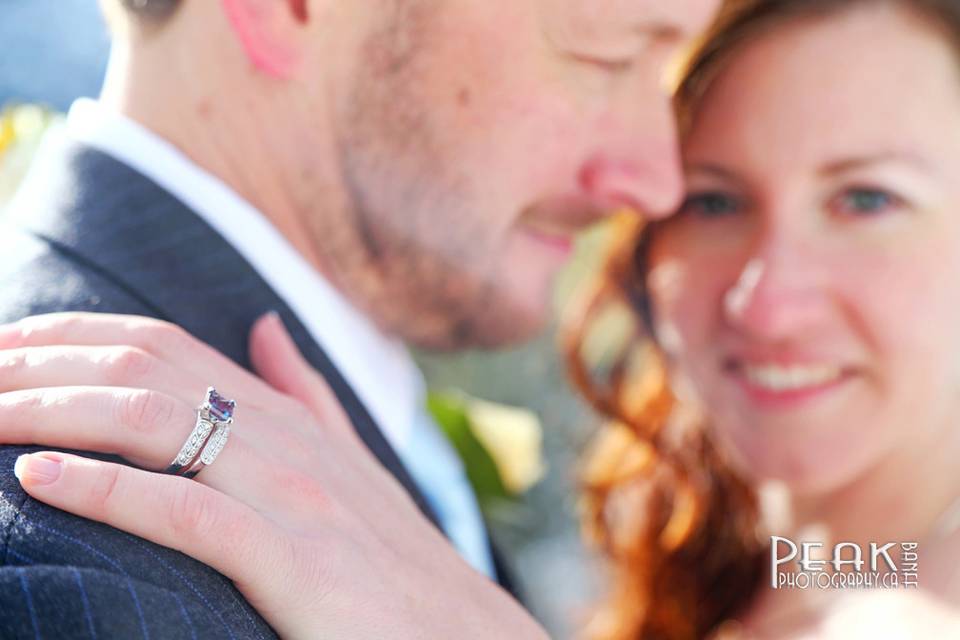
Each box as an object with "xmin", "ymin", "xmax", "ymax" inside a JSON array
[{"xmin": 0, "ymin": 134, "xmax": 515, "ymax": 639}]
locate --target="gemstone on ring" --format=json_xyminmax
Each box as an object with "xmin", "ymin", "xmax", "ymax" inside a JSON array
[
  {"xmin": 165, "ymin": 386, "xmax": 237, "ymax": 478},
  {"xmin": 205, "ymin": 387, "xmax": 236, "ymax": 422}
]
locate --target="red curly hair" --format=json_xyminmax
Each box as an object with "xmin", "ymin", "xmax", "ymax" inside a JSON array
[{"xmin": 564, "ymin": 1, "xmax": 960, "ymax": 638}]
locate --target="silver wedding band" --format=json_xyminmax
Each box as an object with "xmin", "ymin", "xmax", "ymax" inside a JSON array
[{"xmin": 164, "ymin": 387, "xmax": 235, "ymax": 479}]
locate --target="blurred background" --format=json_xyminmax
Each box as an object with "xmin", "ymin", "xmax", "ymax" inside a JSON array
[
  {"xmin": 0, "ymin": 0, "xmax": 109, "ymax": 111},
  {"xmin": 0, "ymin": 2, "xmax": 613, "ymax": 636}
]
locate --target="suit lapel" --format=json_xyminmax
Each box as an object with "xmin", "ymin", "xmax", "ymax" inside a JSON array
[{"xmin": 8, "ymin": 134, "xmax": 442, "ymax": 529}]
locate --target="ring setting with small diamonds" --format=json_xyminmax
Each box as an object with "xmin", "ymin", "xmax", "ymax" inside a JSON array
[{"xmin": 164, "ymin": 387, "xmax": 235, "ymax": 478}]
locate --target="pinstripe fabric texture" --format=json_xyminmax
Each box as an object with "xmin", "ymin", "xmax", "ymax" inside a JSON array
[{"xmin": 0, "ymin": 134, "xmax": 517, "ymax": 639}]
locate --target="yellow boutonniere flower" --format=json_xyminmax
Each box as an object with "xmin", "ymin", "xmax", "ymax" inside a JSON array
[
  {"xmin": 464, "ymin": 398, "xmax": 546, "ymax": 496},
  {"xmin": 428, "ymin": 391, "xmax": 546, "ymax": 508}
]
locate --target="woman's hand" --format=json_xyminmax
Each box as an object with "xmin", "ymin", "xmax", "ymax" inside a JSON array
[{"xmin": 0, "ymin": 312, "xmax": 546, "ymax": 639}]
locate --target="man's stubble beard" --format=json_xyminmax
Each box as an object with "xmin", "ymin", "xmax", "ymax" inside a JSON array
[{"xmin": 304, "ymin": 1, "xmax": 544, "ymax": 351}]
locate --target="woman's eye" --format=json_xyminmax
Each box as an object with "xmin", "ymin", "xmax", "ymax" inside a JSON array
[
  {"xmin": 678, "ymin": 192, "xmax": 742, "ymax": 219},
  {"xmin": 833, "ymin": 188, "xmax": 902, "ymax": 216}
]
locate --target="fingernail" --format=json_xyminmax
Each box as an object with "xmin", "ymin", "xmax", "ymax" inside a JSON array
[
  {"xmin": 267, "ymin": 311, "xmax": 294, "ymax": 341},
  {"xmin": 14, "ymin": 454, "xmax": 63, "ymax": 485},
  {"xmin": 256, "ymin": 310, "xmax": 279, "ymax": 330}
]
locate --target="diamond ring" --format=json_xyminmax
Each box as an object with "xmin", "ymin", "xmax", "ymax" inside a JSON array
[{"xmin": 164, "ymin": 387, "xmax": 235, "ymax": 478}]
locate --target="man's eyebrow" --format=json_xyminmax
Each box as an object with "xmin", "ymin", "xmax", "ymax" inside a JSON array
[
  {"xmin": 819, "ymin": 152, "xmax": 933, "ymax": 176},
  {"xmin": 634, "ymin": 22, "xmax": 683, "ymax": 43}
]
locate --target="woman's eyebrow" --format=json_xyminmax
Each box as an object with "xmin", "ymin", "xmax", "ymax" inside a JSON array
[
  {"xmin": 683, "ymin": 162, "xmax": 745, "ymax": 184},
  {"xmin": 818, "ymin": 152, "xmax": 933, "ymax": 177}
]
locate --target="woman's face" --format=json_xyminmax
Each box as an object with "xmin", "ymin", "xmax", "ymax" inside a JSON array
[{"xmin": 648, "ymin": 4, "xmax": 960, "ymax": 495}]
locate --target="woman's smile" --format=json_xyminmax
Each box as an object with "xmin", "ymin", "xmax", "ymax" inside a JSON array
[{"xmin": 722, "ymin": 357, "xmax": 855, "ymax": 411}]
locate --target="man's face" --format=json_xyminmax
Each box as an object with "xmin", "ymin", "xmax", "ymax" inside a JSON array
[{"xmin": 303, "ymin": 0, "xmax": 719, "ymax": 349}]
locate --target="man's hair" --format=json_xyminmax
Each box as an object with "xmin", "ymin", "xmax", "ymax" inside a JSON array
[
  {"xmin": 99, "ymin": 0, "xmax": 180, "ymax": 33},
  {"xmin": 119, "ymin": 0, "xmax": 180, "ymax": 21}
]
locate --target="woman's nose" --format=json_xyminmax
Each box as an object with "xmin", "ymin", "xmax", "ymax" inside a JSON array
[{"xmin": 723, "ymin": 250, "xmax": 832, "ymax": 343}]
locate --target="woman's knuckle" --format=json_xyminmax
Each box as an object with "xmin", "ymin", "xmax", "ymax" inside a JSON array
[
  {"xmin": 107, "ymin": 347, "xmax": 155, "ymax": 384},
  {"xmin": 0, "ymin": 349, "xmax": 28, "ymax": 379},
  {"xmin": 22, "ymin": 390, "xmax": 49, "ymax": 413},
  {"xmin": 149, "ymin": 321, "xmax": 192, "ymax": 354},
  {"xmin": 0, "ymin": 318, "xmax": 27, "ymax": 345},
  {"xmin": 305, "ymin": 537, "xmax": 343, "ymax": 602},
  {"xmin": 118, "ymin": 389, "xmax": 176, "ymax": 435},
  {"xmin": 168, "ymin": 483, "xmax": 218, "ymax": 539},
  {"xmin": 0, "ymin": 389, "xmax": 46, "ymax": 422},
  {"xmin": 36, "ymin": 312, "xmax": 82, "ymax": 342},
  {"xmin": 88, "ymin": 464, "xmax": 123, "ymax": 512}
]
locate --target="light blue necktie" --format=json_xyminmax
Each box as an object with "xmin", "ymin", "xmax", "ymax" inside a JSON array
[{"xmin": 402, "ymin": 405, "xmax": 497, "ymax": 579}]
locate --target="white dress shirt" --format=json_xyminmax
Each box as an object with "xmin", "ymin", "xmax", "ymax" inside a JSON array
[{"xmin": 65, "ymin": 98, "xmax": 495, "ymax": 578}]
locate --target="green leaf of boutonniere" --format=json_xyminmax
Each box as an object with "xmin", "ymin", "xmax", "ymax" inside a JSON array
[
  {"xmin": 428, "ymin": 392, "xmax": 510, "ymax": 507},
  {"xmin": 428, "ymin": 391, "xmax": 546, "ymax": 510}
]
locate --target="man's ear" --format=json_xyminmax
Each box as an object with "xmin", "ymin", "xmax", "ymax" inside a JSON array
[{"xmin": 221, "ymin": 0, "xmax": 310, "ymax": 78}]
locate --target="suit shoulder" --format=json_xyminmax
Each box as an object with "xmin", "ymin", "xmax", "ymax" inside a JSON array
[
  {"xmin": 0, "ymin": 224, "xmax": 157, "ymax": 323},
  {"xmin": 0, "ymin": 563, "xmax": 242, "ymax": 639},
  {"xmin": 0, "ymin": 445, "xmax": 276, "ymax": 639},
  {"xmin": 0, "ymin": 446, "xmax": 53, "ymax": 557}
]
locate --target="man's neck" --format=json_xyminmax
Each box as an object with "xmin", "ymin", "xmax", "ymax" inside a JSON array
[{"xmin": 101, "ymin": 44, "xmax": 332, "ymax": 277}]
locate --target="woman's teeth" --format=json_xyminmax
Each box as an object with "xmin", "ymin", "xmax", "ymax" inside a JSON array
[{"xmin": 741, "ymin": 364, "xmax": 843, "ymax": 391}]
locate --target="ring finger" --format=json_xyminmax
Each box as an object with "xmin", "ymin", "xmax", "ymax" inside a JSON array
[{"xmin": 0, "ymin": 386, "xmax": 287, "ymax": 507}]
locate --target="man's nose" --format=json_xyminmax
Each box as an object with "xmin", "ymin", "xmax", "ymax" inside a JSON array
[{"xmin": 578, "ymin": 92, "xmax": 684, "ymax": 218}]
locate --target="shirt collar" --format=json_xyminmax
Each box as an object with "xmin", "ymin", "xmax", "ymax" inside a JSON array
[{"xmin": 65, "ymin": 98, "xmax": 422, "ymax": 452}]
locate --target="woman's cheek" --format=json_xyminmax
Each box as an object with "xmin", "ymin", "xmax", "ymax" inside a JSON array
[
  {"xmin": 826, "ymin": 245, "xmax": 960, "ymax": 457},
  {"xmin": 846, "ymin": 241, "xmax": 960, "ymax": 376},
  {"xmin": 649, "ymin": 252, "xmax": 731, "ymax": 386}
]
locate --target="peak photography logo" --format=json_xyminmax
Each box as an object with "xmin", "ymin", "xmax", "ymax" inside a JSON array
[{"xmin": 771, "ymin": 536, "xmax": 919, "ymax": 590}]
